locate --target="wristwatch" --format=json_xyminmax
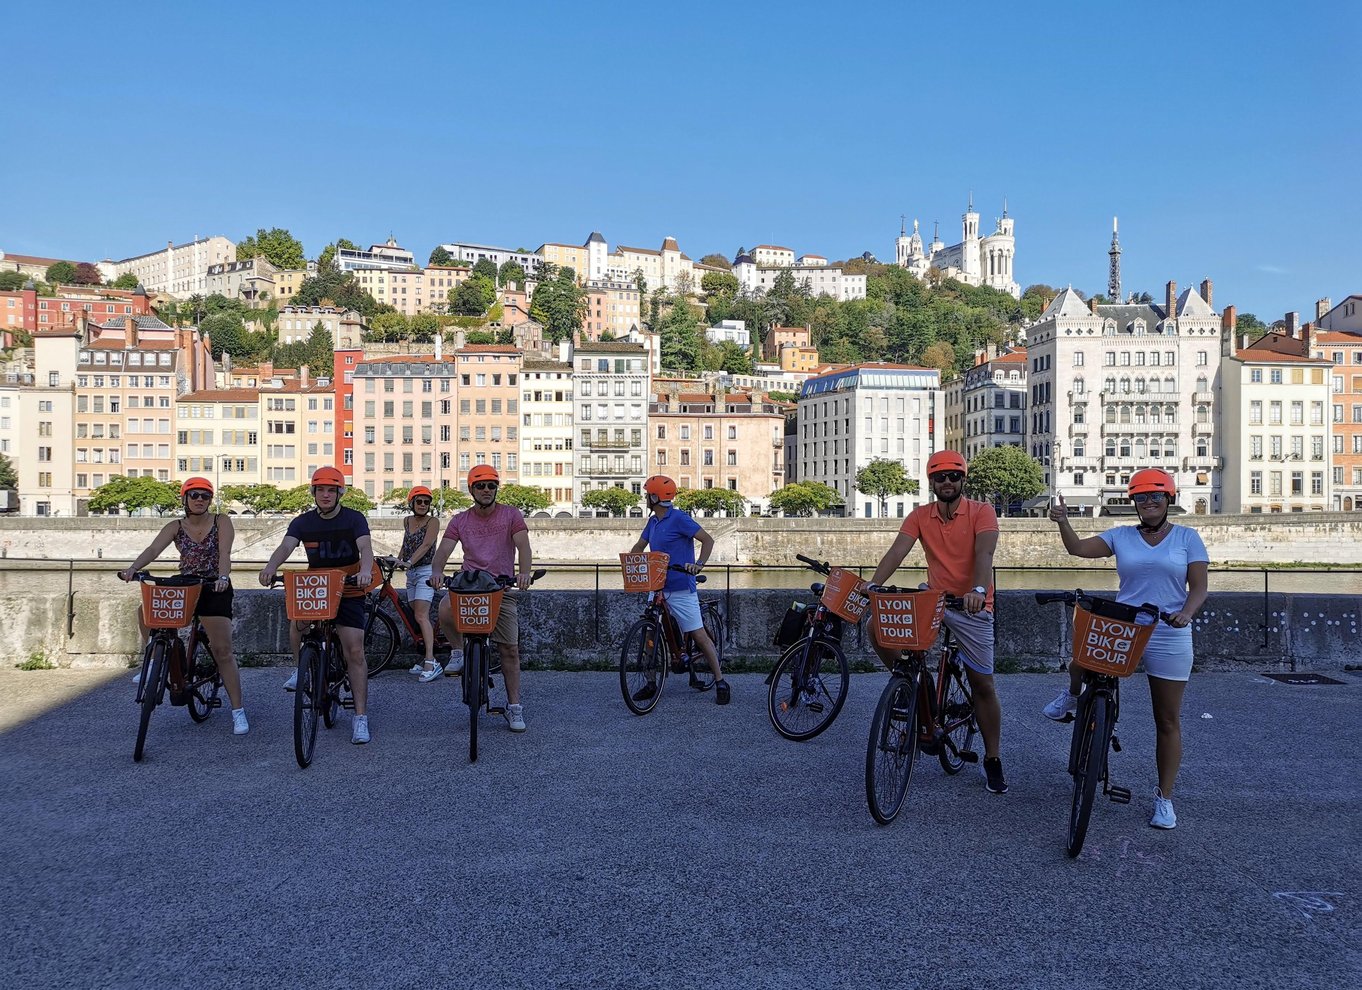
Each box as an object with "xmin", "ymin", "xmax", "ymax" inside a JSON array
[{"xmin": 971, "ymin": 585, "xmax": 986, "ymax": 595}]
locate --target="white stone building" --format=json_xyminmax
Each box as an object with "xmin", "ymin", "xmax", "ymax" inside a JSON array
[
  {"xmin": 102, "ymin": 236, "xmax": 236, "ymax": 299},
  {"xmin": 796, "ymin": 363, "xmax": 943, "ymax": 518},
  {"xmin": 572, "ymin": 341, "xmax": 650, "ymax": 515},
  {"xmin": 732, "ymin": 254, "xmax": 866, "ymax": 301},
  {"xmin": 945, "ymin": 348, "xmax": 1028, "ymax": 462},
  {"xmin": 1315, "ymin": 295, "xmax": 1362, "ymax": 334},
  {"xmin": 1026, "ymin": 281, "xmax": 1223, "ymax": 515},
  {"xmin": 895, "ymin": 197, "xmax": 1019, "ymax": 299},
  {"xmin": 705, "ymin": 320, "xmax": 750, "ymax": 349}
]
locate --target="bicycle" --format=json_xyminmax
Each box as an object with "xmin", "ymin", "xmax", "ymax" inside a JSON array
[
  {"xmin": 271, "ymin": 569, "xmax": 359, "ymax": 769},
  {"xmin": 617, "ymin": 552, "xmax": 724, "ymax": 716},
  {"xmin": 442, "ymin": 568, "xmax": 546, "ymax": 763},
  {"xmin": 764, "ymin": 553, "xmax": 856, "ymax": 742},
  {"xmin": 863, "ymin": 587, "xmax": 981, "ymax": 825},
  {"xmin": 361, "ymin": 555, "xmax": 451, "ymax": 677},
  {"xmin": 128, "ymin": 572, "xmax": 223, "ymax": 763},
  {"xmin": 1035, "ymin": 590, "xmax": 1174, "ymax": 857}
]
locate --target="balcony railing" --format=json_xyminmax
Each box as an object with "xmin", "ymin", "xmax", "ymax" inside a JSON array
[{"xmin": 581, "ymin": 438, "xmax": 633, "ymax": 449}]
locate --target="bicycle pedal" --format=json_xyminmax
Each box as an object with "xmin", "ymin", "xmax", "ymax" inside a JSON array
[
  {"xmin": 488, "ymin": 705, "xmax": 506, "ymax": 716},
  {"xmin": 1111, "ymin": 735, "xmax": 1122, "ymax": 753},
  {"xmin": 959, "ymin": 751, "xmax": 979, "ymax": 764},
  {"xmin": 1108, "ymin": 786, "xmax": 1132, "ymax": 804},
  {"xmin": 806, "ymin": 701, "xmax": 824, "ymax": 714}
]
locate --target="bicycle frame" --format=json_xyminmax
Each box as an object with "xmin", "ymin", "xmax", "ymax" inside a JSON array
[
  {"xmin": 373, "ymin": 558, "xmax": 449, "ymax": 650},
  {"xmin": 894, "ymin": 625, "xmax": 975, "ymax": 758}
]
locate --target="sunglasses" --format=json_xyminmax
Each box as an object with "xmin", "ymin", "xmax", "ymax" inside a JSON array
[
  {"xmin": 471, "ymin": 482, "xmax": 498, "ymax": 491},
  {"xmin": 930, "ymin": 471, "xmax": 965, "ymax": 484},
  {"xmin": 1132, "ymin": 492, "xmax": 1168, "ymax": 505},
  {"xmin": 412, "ymin": 497, "xmax": 432, "ymax": 504},
  {"xmin": 185, "ymin": 491, "xmax": 212, "ymax": 501}
]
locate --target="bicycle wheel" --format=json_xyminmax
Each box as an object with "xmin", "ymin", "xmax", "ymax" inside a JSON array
[
  {"xmin": 703, "ymin": 603, "xmax": 724, "ymax": 667},
  {"xmin": 186, "ymin": 638, "xmax": 219, "ymax": 723},
  {"xmin": 322, "ymin": 638, "xmax": 343, "ymax": 728},
  {"xmin": 133, "ymin": 640, "xmax": 169, "ymax": 762},
  {"xmin": 363, "ymin": 603, "xmax": 398, "ymax": 678},
  {"xmin": 865, "ymin": 674, "xmax": 920, "ymax": 825},
  {"xmin": 294, "ymin": 643, "xmax": 321, "ymax": 768},
  {"xmin": 1067, "ymin": 693, "xmax": 1110, "ymax": 858},
  {"xmin": 767, "ymin": 637, "xmax": 850, "ymax": 742},
  {"xmin": 465, "ymin": 640, "xmax": 484, "ymax": 763},
  {"xmin": 619, "ymin": 618, "xmax": 666, "ymax": 716},
  {"xmin": 937, "ymin": 653, "xmax": 978, "ymax": 774}
]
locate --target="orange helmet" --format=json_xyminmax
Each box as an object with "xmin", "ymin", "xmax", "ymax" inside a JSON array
[
  {"xmin": 311, "ymin": 466, "xmax": 346, "ymax": 492},
  {"xmin": 926, "ymin": 450, "xmax": 968, "ymax": 477},
  {"xmin": 180, "ymin": 477, "xmax": 213, "ymax": 497},
  {"xmin": 1128, "ymin": 469, "xmax": 1176, "ymax": 498},
  {"xmin": 468, "ymin": 464, "xmax": 500, "ymax": 487},
  {"xmin": 408, "ymin": 485, "xmax": 433, "ymax": 506},
  {"xmin": 644, "ymin": 475, "xmax": 677, "ymax": 502}
]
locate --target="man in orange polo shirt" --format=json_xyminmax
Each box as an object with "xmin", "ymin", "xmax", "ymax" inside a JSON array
[{"xmin": 868, "ymin": 449, "xmax": 1008, "ymax": 794}]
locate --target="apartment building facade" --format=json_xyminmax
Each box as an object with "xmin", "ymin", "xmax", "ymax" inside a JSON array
[
  {"xmin": 1316, "ymin": 329, "xmax": 1362, "ymax": 510},
  {"xmin": 2, "ymin": 283, "xmax": 152, "ymax": 334},
  {"xmin": 351, "ymin": 356, "xmax": 458, "ymax": 502},
  {"xmin": 454, "ymin": 346, "xmax": 522, "ymax": 487},
  {"xmin": 103, "ymin": 236, "xmax": 235, "ymax": 298},
  {"xmin": 649, "ymin": 392, "xmax": 785, "ymax": 512},
  {"xmin": 520, "ymin": 356, "xmax": 575, "ymax": 514},
  {"xmin": 797, "ymin": 363, "xmax": 943, "ymax": 518},
  {"xmin": 573, "ymin": 341, "xmax": 650, "ymax": 510},
  {"xmin": 957, "ymin": 348, "xmax": 1027, "ymax": 461},
  {"xmin": 583, "ymin": 280, "xmax": 642, "ymax": 340}
]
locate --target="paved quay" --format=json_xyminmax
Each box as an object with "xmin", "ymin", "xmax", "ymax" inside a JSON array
[{"xmin": 1, "ymin": 666, "xmax": 1358, "ymax": 990}]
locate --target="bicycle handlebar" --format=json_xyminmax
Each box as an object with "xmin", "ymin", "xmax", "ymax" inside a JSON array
[
  {"xmin": 119, "ymin": 571, "xmax": 220, "ymax": 586},
  {"xmin": 439, "ymin": 568, "xmax": 547, "ymax": 591},
  {"xmin": 668, "ymin": 563, "xmax": 706, "ymax": 584},
  {"xmin": 794, "ymin": 553, "xmax": 831, "ymax": 575},
  {"xmin": 1035, "ymin": 589, "xmax": 1176, "ymax": 625}
]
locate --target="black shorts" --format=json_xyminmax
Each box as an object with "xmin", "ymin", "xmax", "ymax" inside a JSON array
[
  {"xmin": 194, "ymin": 586, "xmax": 234, "ymax": 619},
  {"xmin": 335, "ymin": 597, "xmax": 366, "ymax": 630}
]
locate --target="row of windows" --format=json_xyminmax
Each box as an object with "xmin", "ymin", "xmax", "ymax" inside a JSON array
[
  {"xmin": 78, "ymin": 351, "xmax": 169, "ymax": 366},
  {"xmin": 1248, "ymin": 471, "xmax": 1326, "ymax": 497}
]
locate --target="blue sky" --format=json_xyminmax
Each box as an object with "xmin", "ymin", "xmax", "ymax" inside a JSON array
[{"xmin": 3, "ymin": 0, "xmax": 1358, "ymax": 320}]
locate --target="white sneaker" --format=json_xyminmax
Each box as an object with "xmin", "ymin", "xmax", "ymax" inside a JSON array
[
  {"xmin": 1150, "ymin": 788, "xmax": 1176, "ymax": 829},
  {"xmin": 1042, "ymin": 689, "xmax": 1078, "ymax": 722},
  {"xmin": 131, "ymin": 670, "xmax": 142, "ymax": 684},
  {"xmin": 446, "ymin": 650, "xmax": 465, "ymax": 675},
  {"xmin": 418, "ymin": 662, "xmax": 444, "ymax": 683},
  {"xmin": 283, "ymin": 670, "xmax": 297, "ymax": 692},
  {"xmin": 408, "ymin": 663, "xmax": 424, "ymax": 675},
  {"xmin": 506, "ymin": 703, "xmax": 526, "ymax": 733},
  {"xmin": 352, "ymin": 714, "xmax": 370, "ymax": 745},
  {"xmin": 231, "ymin": 709, "xmax": 250, "ymax": 735}
]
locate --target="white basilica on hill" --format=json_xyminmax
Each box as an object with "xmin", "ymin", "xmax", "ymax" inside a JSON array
[{"xmin": 895, "ymin": 195, "xmax": 1020, "ymax": 299}]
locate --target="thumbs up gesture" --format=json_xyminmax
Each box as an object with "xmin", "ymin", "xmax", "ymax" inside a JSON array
[{"xmin": 1048, "ymin": 492, "xmax": 1068, "ymax": 524}]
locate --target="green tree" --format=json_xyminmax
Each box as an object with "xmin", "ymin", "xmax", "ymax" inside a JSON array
[
  {"xmin": 529, "ymin": 267, "xmax": 587, "ymax": 343},
  {"xmin": 920, "ymin": 341, "xmax": 957, "ymax": 377},
  {"xmin": 236, "ymin": 227, "xmax": 306, "ymax": 270},
  {"xmin": 450, "ymin": 275, "xmax": 495, "ymax": 316},
  {"xmin": 582, "ymin": 487, "xmax": 639, "ymax": 516},
  {"xmin": 292, "ymin": 268, "xmax": 383, "ymax": 317},
  {"xmin": 388, "ymin": 485, "xmax": 472, "ymax": 513},
  {"xmin": 674, "ymin": 487, "xmax": 747, "ymax": 516},
  {"xmin": 718, "ymin": 340, "xmax": 753, "ymax": 375},
  {"xmin": 1235, "ymin": 312, "xmax": 1268, "ymax": 337},
  {"xmin": 701, "ymin": 271, "xmax": 740, "ymax": 296},
  {"xmin": 498, "ymin": 261, "xmax": 526, "ymax": 286},
  {"xmin": 278, "ymin": 485, "xmax": 313, "ymax": 512},
  {"xmin": 199, "ymin": 311, "xmax": 248, "ymax": 360},
  {"xmin": 340, "ymin": 488, "xmax": 373, "ymax": 512},
  {"xmin": 220, "ymin": 484, "xmax": 284, "ymax": 514},
  {"xmin": 428, "ymin": 246, "xmax": 454, "ymax": 267},
  {"xmin": 112, "ymin": 273, "xmax": 140, "ymax": 290},
  {"xmin": 88, "ymin": 476, "xmax": 179, "ymax": 515},
  {"xmin": 0, "ymin": 271, "xmax": 27, "ymax": 291},
  {"xmin": 767, "ymin": 481, "xmax": 842, "ymax": 517},
  {"xmin": 45, "ymin": 261, "xmax": 76, "ymax": 285},
  {"xmin": 472, "ymin": 258, "xmax": 498, "ymax": 283},
  {"xmin": 367, "ymin": 311, "xmax": 411, "ymax": 342},
  {"xmin": 497, "ymin": 483, "xmax": 552, "ymax": 515},
  {"xmin": 73, "ymin": 262, "xmax": 102, "ymax": 285},
  {"xmin": 855, "ymin": 458, "xmax": 919, "ymax": 518},
  {"xmin": 0, "ymin": 451, "xmax": 16, "ymax": 489},
  {"xmin": 964, "ymin": 445, "xmax": 1045, "ymax": 514},
  {"xmin": 698, "ymin": 253, "xmax": 731, "ymax": 269}
]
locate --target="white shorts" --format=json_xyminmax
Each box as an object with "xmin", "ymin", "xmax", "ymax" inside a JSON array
[
  {"xmin": 1140, "ymin": 625, "xmax": 1193, "ymax": 682},
  {"xmin": 663, "ymin": 589, "xmax": 703, "ymax": 634},
  {"xmin": 406, "ymin": 564, "xmax": 434, "ymax": 602}
]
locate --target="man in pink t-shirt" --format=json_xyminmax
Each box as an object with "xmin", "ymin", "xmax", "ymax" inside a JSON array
[{"xmin": 428, "ymin": 465, "xmax": 535, "ymax": 731}]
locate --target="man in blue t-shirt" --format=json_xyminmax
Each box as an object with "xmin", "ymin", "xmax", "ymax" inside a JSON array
[{"xmin": 626, "ymin": 475, "xmax": 729, "ymax": 704}]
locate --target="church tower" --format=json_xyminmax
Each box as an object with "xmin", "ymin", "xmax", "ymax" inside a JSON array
[
  {"xmin": 895, "ymin": 215, "xmax": 910, "ymax": 268},
  {"xmin": 1108, "ymin": 217, "xmax": 1122, "ymax": 302},
  {"xmin": 960, "ymin": 192, "xmax": 981, "ymax": 281}
]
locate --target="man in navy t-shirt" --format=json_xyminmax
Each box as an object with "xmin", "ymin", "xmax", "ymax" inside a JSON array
[{"xmin": 626, "ymin": 475, "xmax": 729, "ymax": 704}]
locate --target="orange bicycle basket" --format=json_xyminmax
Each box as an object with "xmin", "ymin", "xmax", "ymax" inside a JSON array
[
  {"xmin": 870, "ymin": 590, "xmax": 946, "ymax": 651},
  {"xmin": 1071, "ymin": 605, "xmax": 1155, "ymax": 677},
  {"xmin": 284, "ymin": 569, "xmax": 345, "ymax": 621},
  {"xmin": 821, "ymin": 567, "xmax": 871, "ymax": 623},
  {"xmin": 451, "ymin": 590, "xmax": 504, "ymax": 634},
  {"xmin": 141, "ymin": 583, "xmax": 202, "ymax": 629},
  {"xmin": 620, "ymin": 551, "xmax": 670, "ymax": 592}
]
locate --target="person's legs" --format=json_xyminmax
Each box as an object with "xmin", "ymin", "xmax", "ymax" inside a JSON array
[
  {"xmin": 965, "ymin": 666, "xmax": 1002, "ymax": 758},
  {"xmin": 1148, "ymin": 674, "xmax": 1188, "ymax": 797},
  {"xmin": 492, "ymin": 594, "xmax": 521, "ymax": 705},
  {"xmin": 198, "ymin": 615, "xmax": 241, "ymax": 709},
  {"xmin": 336, "ymin": 624, "xmax": 368, "ymax": 717}
]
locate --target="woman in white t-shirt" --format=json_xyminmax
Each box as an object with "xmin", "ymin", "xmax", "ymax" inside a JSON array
[{"xmin": 1043, "ymin": 469, "xmax": 1209, "ymax": 830}]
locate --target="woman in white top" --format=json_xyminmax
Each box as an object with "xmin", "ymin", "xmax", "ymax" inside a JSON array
[{"xmin": 1044, "ymin": 469, "xmax": 1209, "ymax": 830}]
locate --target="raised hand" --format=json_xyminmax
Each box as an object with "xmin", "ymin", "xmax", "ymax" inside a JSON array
[{"xmin": 1048, "ymin": 492, "xmax": 1068, "ymax": 524}]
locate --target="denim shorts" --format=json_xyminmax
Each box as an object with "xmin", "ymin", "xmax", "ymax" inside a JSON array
[{"xmin": 406, "ymin": 565, "xmax": 434, "ymax": 602}]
